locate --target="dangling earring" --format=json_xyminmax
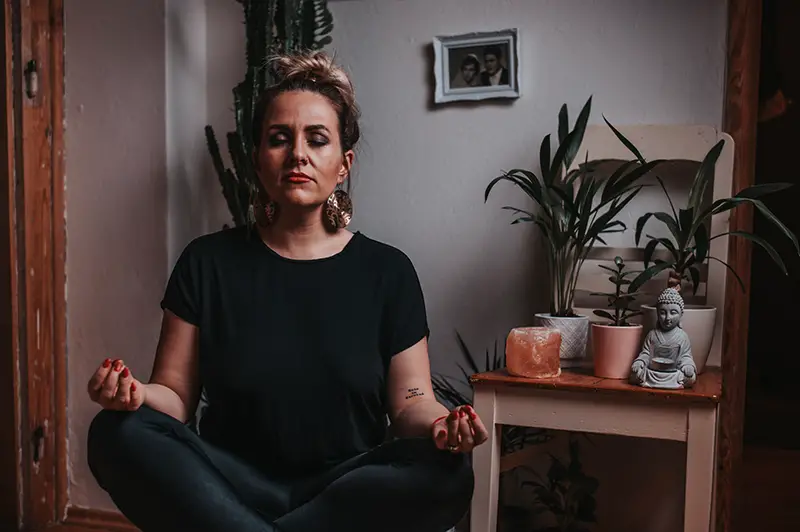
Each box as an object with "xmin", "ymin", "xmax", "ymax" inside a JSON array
[
  {"xmin": 253, "ymin": 192, "xmax": 278, "ymax": 227},
  {"xmin": 263, "ymin": 200, "xmax": 278, "ymax": 225},
  {"xmin": 324, "ymin": 188, "xmax": 353, "ymax": 230}
]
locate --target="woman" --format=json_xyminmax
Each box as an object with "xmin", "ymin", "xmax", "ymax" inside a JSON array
[{"xmin": 86, "ymin": 50, "xmax": 488, "ymax": 532}]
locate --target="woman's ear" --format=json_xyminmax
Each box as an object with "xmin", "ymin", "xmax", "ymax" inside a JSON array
[{"xmin": 338, "ymin": 150, "xmax": 355, "ymax": 184}]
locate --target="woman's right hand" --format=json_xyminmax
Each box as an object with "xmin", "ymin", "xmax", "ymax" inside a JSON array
[{"xmin": 87, "ymin": 358, "xmax": 146, "ymax": 411}]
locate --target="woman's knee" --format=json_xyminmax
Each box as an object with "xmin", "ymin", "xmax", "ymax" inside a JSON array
[
  {"xmin": 87, "ymin": 406, "xmax": 175, "ymax": 486},
  {"xmin": 435, "ymin": 454, "xmax": 474, "ymax": 513},
  {"xmin": 411, "ymin": 448, "xmax": 474, "ymax": 526}
]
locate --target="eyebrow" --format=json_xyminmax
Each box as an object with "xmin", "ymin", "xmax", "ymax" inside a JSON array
[{"xmin": 268, "ymin": 124, "xmax": 331, "ymax": 133}]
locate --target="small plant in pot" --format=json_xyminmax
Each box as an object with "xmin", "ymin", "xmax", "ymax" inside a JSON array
[
  {"xmin": 590, "ymin": 256, "xmax": 643, "ymax": 379},
  {"xmin": 485, "ymin": 97, "xmax": 662, "ymax": 367},
  {"xmin": 605, "ymin": 124, "xmax": 800, "ymax": 372}
]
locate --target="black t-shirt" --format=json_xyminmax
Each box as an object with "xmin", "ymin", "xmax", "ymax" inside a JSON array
[{"xmin": 160, "ymin": 226, "xmax": 429, "ymax": 477}]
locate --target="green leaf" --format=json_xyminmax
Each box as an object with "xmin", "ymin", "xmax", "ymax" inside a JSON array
[
  {"xmin": 540, "ymin": 134, "xmax": 552, "ymax": 184},
  {"xmin": 558, "ymin": 104, "xmax": 569, "ymax": 145},
  {"xmin": 734, "ymin": 182, "xmax": 793, "ymax": 199},
  {"xmin": 688, "ymin": 139, "xmax": 724, "ymax": 211},
  {"xmin": 635, "ymin": 213, "xmax": 654, "ymax": 246},
  {"xmin": 603, "ymin": 115, "xmax": 645, "ymax": 163},
  {"xmin": 603, "ymin": 159, "xmax": 662, "ymax": 203},
  {"xmin": 593, "ymin": 310, "xmax": 616, "ymax": 323},
  {"xmin": 653, "ymin": 212, "xmax": 681, "ymax": 244},
  {"xmin": 708, "ymin": 256, "xmax": 746, "ymax": 292},
  {"xmin": 502, "ymin": 206, "xmax": 536, "ymax": 219},
  {"xmin": 563, "ymin": 96, "xmax": 592, "ymax": 171},
  {"xmin": 655, "ymin": 175, "xmax": 678, "ymax": 220},
  {"xmin": 485, "ymin": 172, "xmax": 539, "ymax": 205},
  {"xmin": 687, "ymin": 266, "xmax": 700, "ymax": 295},
  {"xmin": 693, "ymin": 222, "xmax": 709, "ymax": 263},
  {"xmin": 629, "ymin": 262, "xmax": 673, "ymax": 293},
  {"xmin": 678, "ymin": 208, "xmax": 695, "ymax": 245},
  {"xmin": 642, "ymin": 238, "xmax": 659, "ymax": 268},
  {"xmin": 549, "ymin": 130, "xmax": 577, "ymax": 184},
  {"xmin": 711, "ymin": 197, "xmax": 799, "ymax": 255},
  {"xmin": 727, "ymin": 231, "xmax": 789, "ymax": 275}
]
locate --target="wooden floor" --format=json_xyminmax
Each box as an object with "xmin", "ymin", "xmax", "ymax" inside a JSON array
[{"xmin": 735, "ymin": 446, "xmax": 800, "ymax": 531}]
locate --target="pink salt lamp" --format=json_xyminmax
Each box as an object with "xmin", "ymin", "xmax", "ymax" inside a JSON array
[{"xmin": 506, "ymin": 327, "xmax": 562, "ymax": 379}]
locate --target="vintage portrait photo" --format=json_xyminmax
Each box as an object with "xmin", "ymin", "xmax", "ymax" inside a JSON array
[{"xmin": 433, "ymin": 29, "xmax": 520, "ymax": 103}]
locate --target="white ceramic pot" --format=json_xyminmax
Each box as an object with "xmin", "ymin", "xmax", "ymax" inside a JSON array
[
  {"xmin": 533, "ymin": 313, "xmax": 589, "ymax": 367},
  {"xmin": 641, "ymin": 305, "xmax": 717, "ymax": 373}
]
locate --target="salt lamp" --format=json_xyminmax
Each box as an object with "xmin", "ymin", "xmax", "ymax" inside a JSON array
[{"xmin": 506, "ymin": 327, "xmax": 561, "ymax": 379}]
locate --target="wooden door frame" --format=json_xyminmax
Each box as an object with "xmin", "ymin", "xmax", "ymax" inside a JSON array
[
  {"xmin": 717, "ymin": 0, "xmax": 762, "ymax": 530},
  {"xmin": 0, "ymin": 0, "xmax": 762, "ymax": 530}
]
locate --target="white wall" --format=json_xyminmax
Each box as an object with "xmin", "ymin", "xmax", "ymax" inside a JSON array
[{"xmin": 65, "ymin": 0, "xmax": 167, "ymax": 510}]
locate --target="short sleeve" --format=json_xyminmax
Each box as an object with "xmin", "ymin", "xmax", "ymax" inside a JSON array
[
  {"xmin": 160, "ymin": 242, "xmax": 202, "ymax": 326},
  {"xmin": 382, "ymin": 251, "xmax": 430, "ymax": 356}
]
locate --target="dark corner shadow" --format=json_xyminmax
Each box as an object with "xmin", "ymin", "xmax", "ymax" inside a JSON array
[{"xmin": 421, "ymin": 43, "xmax": 516, "ymax": 113}]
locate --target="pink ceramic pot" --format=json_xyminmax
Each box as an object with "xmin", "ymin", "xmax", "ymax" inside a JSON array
[{"xmin": 591, "ymin": 323, "xmax": 643, "ymax": 379}]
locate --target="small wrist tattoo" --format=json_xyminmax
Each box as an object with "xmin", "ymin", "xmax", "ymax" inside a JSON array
[{"xmin": 405, "ymin": 387, "xmax": 425, "ymax": 400}]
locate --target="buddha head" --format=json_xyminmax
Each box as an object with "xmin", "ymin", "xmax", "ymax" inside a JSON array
[{"xmin": 656, "ymin": 287, "xmax": 684, "ymax": 331}]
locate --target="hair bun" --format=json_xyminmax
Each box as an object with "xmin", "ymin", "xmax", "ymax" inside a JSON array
[
  {"xmin": 270, "ymin": 51, "xmax": 353, "ymax": 96},
  {"xmin": 255, "ymin": 50, "xmax": 361, "ymax": 152}
]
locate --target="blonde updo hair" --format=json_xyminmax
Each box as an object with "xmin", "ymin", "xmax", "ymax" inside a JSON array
[{"xmin": 252, "ymin": 50, "xmax": 361, "ymax": 154}]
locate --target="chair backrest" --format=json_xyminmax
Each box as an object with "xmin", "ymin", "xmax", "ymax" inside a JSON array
[{"xmin": 569, "ymin": 125, "xmax": 735, "ymax": 368}]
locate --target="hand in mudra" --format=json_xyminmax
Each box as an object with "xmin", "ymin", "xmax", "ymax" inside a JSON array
[
  {"xmin": 631, "ymin": 359, "xmax": 646, "ymax": 382},
  {"xmin": 432, "ymin": 405, "xmax": 489, "ymax": 454},
  {"xmin": 87, "ymin": 358, "xmax": 145, "ymax": 411}
]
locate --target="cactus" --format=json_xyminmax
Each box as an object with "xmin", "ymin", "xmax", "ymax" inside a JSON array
[{"xmin": 206, "ymin": 0, "xmax": 335, "ymax": 228}]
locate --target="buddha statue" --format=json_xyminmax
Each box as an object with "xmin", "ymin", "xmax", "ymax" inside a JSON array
[{"xmin": 630, "ymin": 288, "xmax": 697, "ymax": 389}]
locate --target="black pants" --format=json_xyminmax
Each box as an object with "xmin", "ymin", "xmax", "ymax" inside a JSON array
[{"xmin": 87, "ymin": 406, "xmax": 474, "ymax": 532}]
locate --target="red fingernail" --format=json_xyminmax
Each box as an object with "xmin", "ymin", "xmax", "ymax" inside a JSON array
[
  {"xmin": 121, "ymin": 368, "xmax": 129, "ymax": 378},
  {"xmin": 102, "ymin": 358, "xmax": 111, "ymax": 368},
  {"xmin": 130, "ymin": 382, "xmax": 137, "ymax": 392},
  {"xmin": 459, "ymin": 410, "xmax": 465, "ymax": 418}
]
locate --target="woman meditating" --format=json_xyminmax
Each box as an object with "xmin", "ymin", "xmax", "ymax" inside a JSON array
[{"xmin": 86, "ymin": 50, "xmax": 487, "ymax": 532}]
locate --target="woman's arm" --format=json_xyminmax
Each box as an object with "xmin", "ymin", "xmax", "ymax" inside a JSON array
[
  {"xmin": 142, "ymin": 310, "xmax": 201, "ymax": 423},
  {"xmin": 386, "ymin": 338, "xmax": 451, "ymax": 438}
]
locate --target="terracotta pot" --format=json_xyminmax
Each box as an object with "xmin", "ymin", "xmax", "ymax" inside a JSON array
[
  {"xmin": 534, "ymin": 313, "xmax": 589, "ymax": 367},
  {"xmin": 591, "ymin": 323, "xmax": 643, "ymax": 379},
  {"xmin": 641, "ymin": 305, "xmax": 717, "ymax": 373}
]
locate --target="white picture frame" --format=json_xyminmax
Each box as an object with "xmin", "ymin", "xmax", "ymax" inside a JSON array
[{"xmin": 433, "ymin": 28, "xmax": 521, "ymax": 104}]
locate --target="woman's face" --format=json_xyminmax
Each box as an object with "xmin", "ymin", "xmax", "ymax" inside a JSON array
[{"xmin": 255, "ymin": 90, "xmax": 353, "ymax": 209}]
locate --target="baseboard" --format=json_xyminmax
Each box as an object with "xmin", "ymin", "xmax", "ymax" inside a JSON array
[{"xmin": 61, "ymin": 506, "xmax": 138, "ymax": 531}]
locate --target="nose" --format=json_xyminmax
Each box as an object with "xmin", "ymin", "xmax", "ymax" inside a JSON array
[{"xmin": 291, "ymin": 137, "xmax": 308, "ymax": 165}]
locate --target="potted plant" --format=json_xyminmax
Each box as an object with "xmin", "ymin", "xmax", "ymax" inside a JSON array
[
  {"xmin": 485, "ymin": 97, "xmax": 662, "ymax": 366},
  {"xmin": 590, "ymin": 256, "xmax": 643, "ymax": 379},
  {"xmin": 206, "ymin": 0, "xmax": 336, "ymax": 228},
  {"xmin": 606, "ymin": 124, "xmax": 799, "ymax": 372}
]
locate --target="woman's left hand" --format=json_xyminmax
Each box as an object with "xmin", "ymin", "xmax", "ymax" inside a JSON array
[{"xmin": 432, "ymin": 405, "xmax": 489, "ymax": 453}]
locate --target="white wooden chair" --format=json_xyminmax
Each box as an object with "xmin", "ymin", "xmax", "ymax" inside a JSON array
[{"xmin": 571, "ymin": 124, "xmax": 735, "ymax": 368}]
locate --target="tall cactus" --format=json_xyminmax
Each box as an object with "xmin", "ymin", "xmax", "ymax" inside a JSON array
[{"xmin": 205, "ymin": 0, "xmax": 334, "ymax": 228}]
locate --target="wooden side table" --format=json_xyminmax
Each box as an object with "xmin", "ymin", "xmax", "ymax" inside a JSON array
[{"xmin": 468, "ymin": 368, "xmax": 722, "ymax": 532}]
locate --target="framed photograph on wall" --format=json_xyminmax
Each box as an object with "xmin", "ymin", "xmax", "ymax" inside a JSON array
[{"xmin": 433, "ymin": 28, "xmax": 520, "ymax": 104}]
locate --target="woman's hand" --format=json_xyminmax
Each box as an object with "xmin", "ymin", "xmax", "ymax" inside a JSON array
[
  {"xmin": 432, "ymin": 405, "xmax": 489, "ymax": 454},
  {"xmin": 87, "ymin": 358, "xmax": 146, "ymax": 411}
]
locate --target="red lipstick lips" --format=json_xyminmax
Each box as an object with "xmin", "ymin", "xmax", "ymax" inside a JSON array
[{"xmin": 285, "ymin": 171, "xmax": 311, "ymax": 183}]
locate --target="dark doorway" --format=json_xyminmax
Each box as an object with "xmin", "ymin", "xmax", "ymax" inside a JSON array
[
  {"xmin": 744, "ymin": 0, "xmax": 800, "ymax": 450},
  {"xmin": 739, "ymin": 1, "xmax": 800, "ymax": 530}
]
